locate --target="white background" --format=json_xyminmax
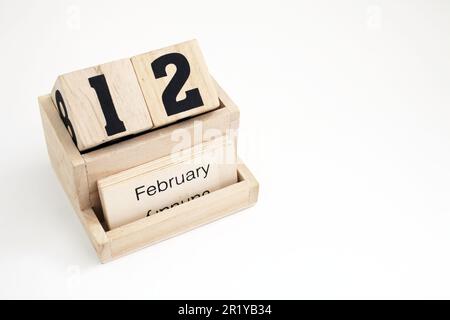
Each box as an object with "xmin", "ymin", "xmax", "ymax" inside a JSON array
[{"xmin": 1, "ymin": 0, "xmax": 450, "ymax": 299}]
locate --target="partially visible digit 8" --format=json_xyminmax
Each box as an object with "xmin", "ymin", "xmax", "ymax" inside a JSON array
[{"xmin": 55, "ymin": 90, "xmax": 78, "ymax": 146}]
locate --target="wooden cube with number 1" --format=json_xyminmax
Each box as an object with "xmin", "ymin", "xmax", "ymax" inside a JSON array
[{"xmin": 51, "ymin": 59, "xmax": 154, "ymax": 151}]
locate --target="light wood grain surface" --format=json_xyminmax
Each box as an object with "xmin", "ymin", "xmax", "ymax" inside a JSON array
[
  {"xmin": 51, "ymin": 58, "xmax": 153, "ymax": 151},
  {"xmin": 132, "ymin": 39, "xmax": 220, "ymax": 127}
]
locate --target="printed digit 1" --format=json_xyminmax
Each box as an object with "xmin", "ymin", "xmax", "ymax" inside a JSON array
[
  {"xmin": 88, "ymin": 74, "xmax": 126, "ymax": 136},
  {"xmin": 55, "ymin": 90, "xmax": 78, "ymax": 147},
  {"xmin": 151, "ymin": 53, "xmax": 204, "ymax": 116}
]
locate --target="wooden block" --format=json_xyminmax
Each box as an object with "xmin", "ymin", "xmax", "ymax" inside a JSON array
[
  {"xmin": 39, "ymin": 78, "xmax": 257, "ymax": 263},
  {"xmin": 98, "ymin": 136, "xmax": 237, "ymax": 229},
  {"xmin": 131, "ymin": 39, "xmax": 220, "ymax": 127},
  {"xmin": 51, "ymin": 58, "xmax": 153, "ymax": 151}
]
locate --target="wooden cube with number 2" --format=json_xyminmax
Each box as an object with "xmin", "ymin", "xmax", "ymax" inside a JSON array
[{"xmin": 132, "ymin": 39, "xmax": 220, "ymax": 127}]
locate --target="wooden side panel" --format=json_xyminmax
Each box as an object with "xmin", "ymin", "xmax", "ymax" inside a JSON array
[
  {"xmin": 237, "ymin": 159, "xmax": 259, "ymax": 204},
  {"xmin": 213, "ymin": 78, "xmax": 240, "ymax": 155},
  {"xmin": 212, "ymin": 78, "xmax": 240, "ymax": 128},
  {"xmin": 77, "ymin": 208, "xmax": 111, "ymax": 261},
  {"xmin": 39, "ymin": 95, "xmax": 89, "ymax": 210},
  {"xmin": 39, "ymin": 95, "xmax": 109, "ymax": 257}
]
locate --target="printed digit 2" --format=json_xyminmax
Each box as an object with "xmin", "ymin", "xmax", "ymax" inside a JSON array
[
  {"xmin": 151, "ymin": 53, "xmax": 204, "ymax": 116},
  {"xmin": 88, "ymin": 74, "xmax": 126, "ymax": 136}
]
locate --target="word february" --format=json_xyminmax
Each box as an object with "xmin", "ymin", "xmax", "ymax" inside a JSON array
[
  {"xmin": 135, "ymin": 164, "xmax": 210, "ymax": 201},
  {"xmin": 98, "ymin": 137, "xmax": 237, "ymax": 229}
]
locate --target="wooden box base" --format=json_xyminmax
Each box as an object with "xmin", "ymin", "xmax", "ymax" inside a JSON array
[
  {"xmin": 39, "ymin": 79, "xmax": 258, "ymax": 263},
  {"xmin": 79, "ymin": 162, "xmax": 257, "ymax": 262}
]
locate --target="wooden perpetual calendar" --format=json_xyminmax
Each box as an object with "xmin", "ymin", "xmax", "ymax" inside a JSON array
[{"xmin": 38, "ymin": 40, "xmax": 259, "ymax": 262}]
